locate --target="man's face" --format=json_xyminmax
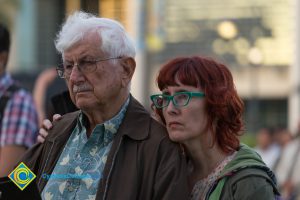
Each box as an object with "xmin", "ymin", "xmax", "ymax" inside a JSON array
[{"xmin": 62, "ymin": 32, "xmax": 126, "ymax": 113}]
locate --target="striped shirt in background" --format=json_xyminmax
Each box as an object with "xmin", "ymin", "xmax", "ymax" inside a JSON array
[{"xmin": 0, "ymin": 73, "xmax": 39, "ymax": 148}]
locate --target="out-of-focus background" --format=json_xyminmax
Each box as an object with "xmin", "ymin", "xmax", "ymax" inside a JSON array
[{"xmin": 0, "ymin": 0, "xmax": 299, "ymax": 139}]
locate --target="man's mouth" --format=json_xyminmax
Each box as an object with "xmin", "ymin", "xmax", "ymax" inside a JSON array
[{"xmin": 73, "ymin": 85, "xmax": 92, "ymax": 93}]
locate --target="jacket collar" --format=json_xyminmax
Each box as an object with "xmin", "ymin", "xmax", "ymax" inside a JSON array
[
  {"xmin": 47, "ymin": 111, "xmax": 79, "ymax": 142},
  {"xmin": 47, "ymin": 95, "xmax": 151, "ymax": 142},
  {"xmin": 0, "ymin": 73, "xmax": 13, "ymax": 96},
  {"xmin": 115, "ymin": 95, "xmax": 151, "ymax": 141},
  {"xmin": 220, "ymin": 144, "xmax": 271, "ymax": 178}
]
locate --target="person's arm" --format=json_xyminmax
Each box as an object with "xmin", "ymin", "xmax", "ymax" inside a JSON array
[
  {"xmin": 37, "ymin": 114, "xmax": 62, "ymax": 143},
  {"xmin": 32, "ymin": 68, "xmax": 57, "ymax": 126},
  {"xmin": 220, "ymin": 168, "xmax": 279, "ymax": 200},
  {"xmin": 0, "ymin": 145, "xmax": 26, "ymax": 177},
  {"xmin": 231, "ymin": 176, "xmax": 277, "ymax": 199}
]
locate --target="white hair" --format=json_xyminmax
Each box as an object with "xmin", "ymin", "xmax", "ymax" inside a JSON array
[{"xmin": 55, "ymin": 11, "xmax": 136, "ymax": 58}]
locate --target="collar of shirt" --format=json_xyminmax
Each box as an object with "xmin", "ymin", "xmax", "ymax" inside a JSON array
[
  {"xmin": 0, "ymin": 73, "xmax": 13, "ymax": 97},
  {"xmin": 75, "ymin": 96, "xmax": 130, "ymax": 146}
]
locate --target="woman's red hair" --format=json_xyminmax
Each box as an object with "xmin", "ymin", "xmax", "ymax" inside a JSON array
[{"xmin": 154, "ymin": 56, "xmax": 244, "ymax": 153}]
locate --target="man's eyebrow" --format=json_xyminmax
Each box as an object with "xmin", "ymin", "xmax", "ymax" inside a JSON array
[
  {"xmin": 80, "ymin": 55, "xmax": 93, "ymax": 60},
  {"xmin": 63, "ymin": 55, "xmax": 92, "ymax": 63}
]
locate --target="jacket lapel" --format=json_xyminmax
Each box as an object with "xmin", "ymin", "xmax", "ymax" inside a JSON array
[{"xmin": 37, "ymin": 111, "xmax": 79, "ymax": 190}]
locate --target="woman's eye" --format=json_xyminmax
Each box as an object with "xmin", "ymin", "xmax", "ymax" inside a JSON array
[{"xmin": 179, "ymin": 94, "xmax": 188, "ymax": 99}]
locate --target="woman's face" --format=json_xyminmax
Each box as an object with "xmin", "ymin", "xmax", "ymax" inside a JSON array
[{"xmin": 162, "ymin": 81, "xmax": 208, "ymax": 144}]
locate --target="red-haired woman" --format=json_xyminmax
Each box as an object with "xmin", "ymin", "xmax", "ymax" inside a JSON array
[{"xmin": 150, "ymin": 56, "xmax": 280, "ymax": 199}]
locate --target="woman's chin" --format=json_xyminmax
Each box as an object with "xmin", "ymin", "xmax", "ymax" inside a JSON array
[{"xmin": 168, "ymin": 132, "xmax": 185, "ymax": 143}]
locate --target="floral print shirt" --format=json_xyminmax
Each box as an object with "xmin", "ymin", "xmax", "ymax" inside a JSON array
[
  {"xmin": 41, "ymin": 98, "xmax": 129, "ymax": 200},
  {"xmin": 190, "ymin": 151, "xmax": 237, "ymax": 200}
]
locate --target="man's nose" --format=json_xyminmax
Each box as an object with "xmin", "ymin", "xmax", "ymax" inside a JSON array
[{"xmin": 69, "ymin": 64, "xmax": 83, "ymax": 80}]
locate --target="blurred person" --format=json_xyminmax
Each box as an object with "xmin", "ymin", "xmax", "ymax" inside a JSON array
[
  {"xmin": 255, "ymin": 127, "xmax": 281, "ymax": 169},
  {"xmin": 33, "ymin": 67, "xmax": 77, "ymax": 126},
  {"xmin": 33, "ymin": 67, "xmax": 58, "ymax": 125},
  {"xmin": 20, "ymin": 11, "xmax": 189, "ymax": 200},
  {"xmin": 274, "ymin": 127, "xmax": 293, "ymax": 148},
  {"xmin": 0, "ymin": 23, "xmax": 39, "ymax": 176},
  {"xmin": 274, "ymin": 127, "xmax": 300, "ymax": 200},
  {"xmin": 150, "ymin": 56, "xmax": 279, "ymax": 199}
]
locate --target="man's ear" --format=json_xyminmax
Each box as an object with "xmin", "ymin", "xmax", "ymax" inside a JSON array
[
  {"xmin": 0, "ymin": 52, "xmax": 8, "ymax": 74},
  {"xmin": 120, "ymin": 57, "xmax": 136, "ymax": 87}
]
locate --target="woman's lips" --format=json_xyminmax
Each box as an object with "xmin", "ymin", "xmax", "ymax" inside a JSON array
[{"xmin": 168, "ymin": 121, "xmax": 183, "ymax": 128}]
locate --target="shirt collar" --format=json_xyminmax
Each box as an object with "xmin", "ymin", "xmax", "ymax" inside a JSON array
[
  {"xmin": 0, "ymin": 73, "xmax": 13, "ymax": 96},
  {"xmin": 77, "ymin": 96, "xmax": 130, "ymax": 136}
]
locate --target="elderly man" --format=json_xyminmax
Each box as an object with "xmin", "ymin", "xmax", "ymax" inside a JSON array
[
  {"xmin": 21, "ymin": 11, "xmax": 189, "ymax": 200},
  {"xmin": 0, "ymin": 23, "xmax": 39, "ymax": 176}
]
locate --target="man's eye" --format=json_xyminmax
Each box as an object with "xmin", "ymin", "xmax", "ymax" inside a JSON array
[
  {"xmin": 80, "ymin": 60, "xmax": 94, "ymax": 67},
  {"xmin": 64, "ymin": 64, "xmax": 73, "ymax": 70}
]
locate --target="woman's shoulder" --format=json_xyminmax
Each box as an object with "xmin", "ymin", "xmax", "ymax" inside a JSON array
[{"xmin": 220, "ymin": 167, "xmax": 280, "ymax": 199}]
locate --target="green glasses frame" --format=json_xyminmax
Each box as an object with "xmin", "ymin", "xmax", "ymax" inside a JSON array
[{"xmin": 150, "ymin": 91, "xmax": 205, "ymax": 109}]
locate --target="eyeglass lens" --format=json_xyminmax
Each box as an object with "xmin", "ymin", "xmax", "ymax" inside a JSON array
[{"xmin": 155, "ymin": 93, "xmax": 189, "ymax": 108}]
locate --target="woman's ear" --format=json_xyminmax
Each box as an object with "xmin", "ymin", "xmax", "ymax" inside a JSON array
[{"xmin": 120, "ymin": 57, "xmax": 136, "ymax": 87}]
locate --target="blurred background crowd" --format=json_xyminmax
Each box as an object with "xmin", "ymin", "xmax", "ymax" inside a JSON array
[{"xmin": 1, "ymin": 0, "xmax": 300, "ymax": 199}]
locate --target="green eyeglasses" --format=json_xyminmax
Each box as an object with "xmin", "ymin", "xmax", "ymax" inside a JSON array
[{"xmin": 150, "ymin": 91, "xmax": 205, "ymax": 109}]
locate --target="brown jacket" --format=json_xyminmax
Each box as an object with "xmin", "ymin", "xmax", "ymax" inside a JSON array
[{"xmin": 21, "ymin": 96, "xmax": 189, "ymax": 200}]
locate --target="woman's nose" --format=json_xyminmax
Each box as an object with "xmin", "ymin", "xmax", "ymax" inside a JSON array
[{"xmin": 165, "ymin": 100, "xmax": 179, "ymax": 115}]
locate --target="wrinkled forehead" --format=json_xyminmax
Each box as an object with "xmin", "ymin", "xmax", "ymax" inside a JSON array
[
  {"xmin": 62, "ymin": 32, "xmax": 103, "ymax": 60},
  {"xmin": 70, "ymin": 31, "xmax": 101, "ymax": 49}
]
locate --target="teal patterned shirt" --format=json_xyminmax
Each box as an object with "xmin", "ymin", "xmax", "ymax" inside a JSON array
[{"xmin": 41, "ymin": 98, "xmax": 129, "ymax": 200}]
